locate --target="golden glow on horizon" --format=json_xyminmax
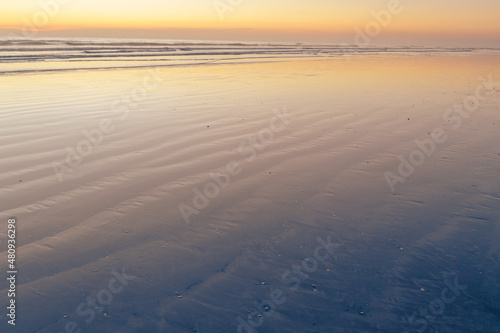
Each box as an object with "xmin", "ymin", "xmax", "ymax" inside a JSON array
[{"xmin": 1, "ymin": 0, "xmax": 499, "ymax": 44}]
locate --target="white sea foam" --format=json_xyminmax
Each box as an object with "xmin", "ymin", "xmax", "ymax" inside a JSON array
[{"xmin": 1, "ymin": 37, "xmax": 498, "ymax": 74}]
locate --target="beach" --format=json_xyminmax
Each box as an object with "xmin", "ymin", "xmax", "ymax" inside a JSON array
[{"xmin": 1, "ymin": 39, "xmax": 500, "ymax": 332}]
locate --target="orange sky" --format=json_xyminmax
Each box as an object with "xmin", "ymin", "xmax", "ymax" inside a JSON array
[{"xmin": 1, "ymin": 0, "xmax": 499, "ymax": 46}]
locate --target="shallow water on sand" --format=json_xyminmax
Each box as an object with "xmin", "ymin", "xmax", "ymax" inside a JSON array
[{"xmin": 0, "ymin": 53, "xmax": 499, "ymax": 332}]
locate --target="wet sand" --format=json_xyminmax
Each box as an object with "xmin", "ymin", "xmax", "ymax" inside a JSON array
[{"xmin": 1, "ymin": 56, "xmax": 499, "ymax": 332}]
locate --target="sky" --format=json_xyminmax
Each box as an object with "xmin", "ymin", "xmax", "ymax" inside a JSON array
[{"xmin": 1, "ymin": 0, "xmax": 499, "ymax": 47}]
